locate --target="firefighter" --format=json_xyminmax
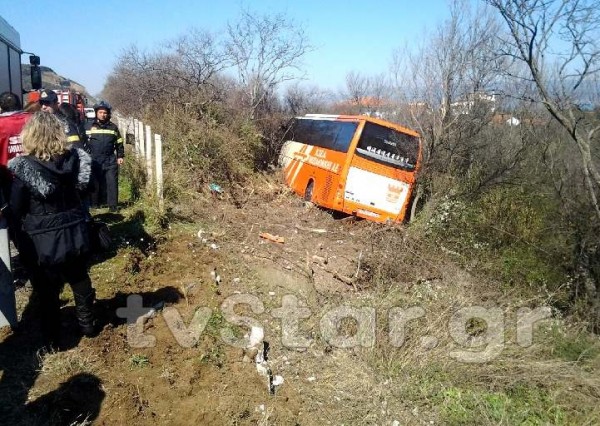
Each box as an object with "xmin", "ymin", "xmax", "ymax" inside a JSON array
[
  {"xmin": 38, "ymin": 89, "xmax": 83, "ymax": 149},
  {"xmin": 86, "ymin": 101, "xmax": 124, "ymax": 212}
]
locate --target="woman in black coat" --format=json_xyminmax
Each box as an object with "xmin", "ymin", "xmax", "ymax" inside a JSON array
[{"xmin": 8, "ymin": 112, "xmax": 96, "ymax": 346}]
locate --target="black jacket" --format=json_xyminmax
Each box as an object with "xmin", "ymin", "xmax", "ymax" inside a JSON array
[
  {"xmin": 8, "ymin": 149, "xmax": 92, "ymax": 265},
  {"xmin": 85, "ymin": 120, "xmax": 124, "ymax": 167},
  {"xmin": 56, "ymin": 113, "xmax": 83, "ymax": 147}
]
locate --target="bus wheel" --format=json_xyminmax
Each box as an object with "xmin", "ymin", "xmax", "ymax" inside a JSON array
[{"xmin": 304, "ymin": 180, "xmax": 314, "ymax": 202}]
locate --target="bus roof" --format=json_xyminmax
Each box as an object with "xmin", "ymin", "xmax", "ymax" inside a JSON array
[{"xmin": 299, "ymin": 113, "xmax": 420, "ymax": 138}]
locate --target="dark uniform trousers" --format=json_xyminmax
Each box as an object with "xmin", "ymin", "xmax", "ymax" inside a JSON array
[
  {"xmin": 91, "ymin": 162, "xmax": 118, "ymax": 208},
  {"xmin": 85, "ymin": 120, "xmax": 124, "ymax": 209}
]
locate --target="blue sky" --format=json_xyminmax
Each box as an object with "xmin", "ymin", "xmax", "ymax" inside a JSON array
[{"xmin": 1, "ymin": 0, "xmax": 451, "ymax": 96}]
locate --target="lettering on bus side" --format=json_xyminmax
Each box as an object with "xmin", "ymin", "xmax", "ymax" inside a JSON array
[{"xmin": 304, "ymin": 153, "xmax": 341, "ymax": 173}]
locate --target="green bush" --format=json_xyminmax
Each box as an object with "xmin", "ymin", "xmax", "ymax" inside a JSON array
[
  {"xmin": 548, "ymin": 325, "xmax": 600, "ymax": 363},
  {"xmin": 437, "ymin": 385, "xmax": 567, "ymax": 425},
  {"xmin": 417, "ymin": 185, "xmax": 572, "ymax": 302}
]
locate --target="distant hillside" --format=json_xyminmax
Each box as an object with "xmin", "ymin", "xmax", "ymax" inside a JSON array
[{"xmin": 21, "ymin": 64, "xmax": 95, "ymax": 103}]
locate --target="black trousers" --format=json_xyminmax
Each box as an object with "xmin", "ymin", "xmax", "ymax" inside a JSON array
[
  {"xmin": 28, "ymin": 258, "xmax": 95, "ymax": 343},
  {"xmin": 91, "ymin": 162, "xmax": 118, "ymax": 209}
]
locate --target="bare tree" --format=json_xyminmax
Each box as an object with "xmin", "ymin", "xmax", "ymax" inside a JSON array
[
  {"xmin": 345, "ymin": 71, "xmax": 371, "ymax": 105},
  {"xmin": 226, "ymin": 9, "xmax": 311, "ymax": 118},
  {"xmin": 283, "ymin": 83, "xmax": 330, "ymax": 115},
  {"xmin": 103, "ymin": 29, "xmax": 232, "ymax": 118},
  {"xmin": 392, "ymin": 0, "xmax": 504, "ymax": 167},
  {"xmin": 341, "ymin": 71, "xmax": 390, "ymax": 115},
  {"xmin": 390, "ymin": 0, "xmax": 507, "ymax": 220},
  {"xmin": 486, "ymin": 0, "xmax": 600, "ymax": 219}
]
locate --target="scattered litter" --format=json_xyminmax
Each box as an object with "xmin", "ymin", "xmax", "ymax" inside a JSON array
[
  {"xmin": 259, "ymin": 232, "xmax": 285, "ymax": 244},
  {"xmin": 197, "ymin": 229, "xmax": 204, "ymax": 239},
  {"xmin": 209, "ymin": 269, "xmax": 221, "ymax": 283},
  {"xmin": 272, "ymin": 375, "xmax": 284, "ymax": 386},
  {"xmin": 209, "ymin": 183, "xmax": 224, "ymax": 194},
  {"xmin": 248, "ymin": 326, "xmax": 264, "ymax": 349},
  {"xmin": 307, "ymin": 376, "xmax": 316, "ymax": 382},
  {"xmin": 256, "ymin": 362, "xmax": 270, "ymax": 376},
  {"xmin": 141, "ymin": 308, "xmax": 157, "ymax": 321},
  {"xmin": 209, "ymin": 243, "xmax": 219, "ymax": 250},
  {"xmin": 268, "ymin": 291, "xmax": 276, "ymax": 296},
  {"xmin": 294, "ymin": 224, "xmax": 327, "ymax": 234},
  {"xmin": 392, "ymin": 421, "xmax": 400, "ymax": 426},
  {"xmin": 256, "ymin": 404, "xmax": 265, "ymax": 412},
  {"xmin": 243, "ymin": 326, "xmax": 281, "ymax": 394},
  {"xmin": 233, "ymin": 277, "xmax": 241, "ymax": 284}
]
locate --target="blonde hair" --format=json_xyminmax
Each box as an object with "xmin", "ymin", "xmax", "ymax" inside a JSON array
[
  {"xmin": 23, "ymin": 100, "xmax": 41, "ymax": 113},
  {"xmin": 21, "ymin": 112, "xmax": 68, "ymax": 161}
]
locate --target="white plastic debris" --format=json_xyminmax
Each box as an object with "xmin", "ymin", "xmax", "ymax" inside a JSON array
[
  {"xmin": 248, "ymin": 326, "xmax": 264, "ymax": 349},
  {"xmin": 268, "ymin": 291, "xmax": 276, "ymax": 296},
  {"xmin": 209, "ymin": 243, "xmax": 219, "ymax": 250},
  {"xmin": 307, "ymin": 376, "xmax": 316, "ymax": 382},
  {"xmin": 141, "ymin": 308, "xmax": 157, "ymax": 320},
  {"xmin": 272, "ymin": 375, "xmax": 284, "ymax": 386},
  {"xmin": 197, "ymin": 229, "xmax": 204, "ymax": 239},
  {"xmin": 210, "ymin": 269, "xmax": 221, "ymax": 285},
  {"xmin": 256, "ymin": 362, "xmax": 270, "ymax": 377},
  {"xmin": 233, "ymin": 277, "xmax": 241, "ymax": 284}
]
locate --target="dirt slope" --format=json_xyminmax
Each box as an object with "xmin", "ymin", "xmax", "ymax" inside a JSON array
[{"xmin": 1, "ymin": 183, "xmax": 599, "ymax": 425}]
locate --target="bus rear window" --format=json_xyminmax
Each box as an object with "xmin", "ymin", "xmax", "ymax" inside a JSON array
[
  {"xmin": 355, "ymin": 122, "xmax": 419, "ymax": 170},
  {"xmin": 288, "ymin": 119, "xmax": 358, "ymax": 153}
]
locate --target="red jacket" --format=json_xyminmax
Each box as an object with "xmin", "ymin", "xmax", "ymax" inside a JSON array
[{"xmin": 0, "ymin": 111, "xmax": 30, "ymax": 167}]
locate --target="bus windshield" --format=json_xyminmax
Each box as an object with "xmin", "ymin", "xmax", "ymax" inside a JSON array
[
  {"xmin": 288, "ymin": 118, "xmax": 358, "ymax": 153},
  {"xmin": 355, "ymin": 122, "xmax": 419, "ymax": 170}
]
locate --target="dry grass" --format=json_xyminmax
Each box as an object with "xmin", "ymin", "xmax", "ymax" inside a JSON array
[
  {"xmin": 38, "ymin": 349, "xmax": 100, "ymax": 377},
  {"xmin": 5, "ymin": 178, "xmax": 599, "ymax": 425}
]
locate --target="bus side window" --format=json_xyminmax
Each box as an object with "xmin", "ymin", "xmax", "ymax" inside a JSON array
[{"xmin": 333, "ymin": 122, "xmax": 357, "ymax": 152}]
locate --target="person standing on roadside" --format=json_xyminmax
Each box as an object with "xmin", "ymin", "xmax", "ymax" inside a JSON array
[
  {"xmin": 85, "ymin": 101, "xmax": 123, "ymax": 212},
  {"xmin": 8, "ymin": 112, "xmax": 96, "ymax": 346},
  {"xmin": 0, "ymin": 91, "xmax": 27, "ymax": 328},
  {"xmin": 58, "ymin": 102, "xmax": 87, "ymax": 145},
  {"xmin": 0, "ymin": 92, "xmax": 28, "ymax": 181},
  {"xmin": 38, "ymin": 89, "xmax": 83, "ymax": 150}
]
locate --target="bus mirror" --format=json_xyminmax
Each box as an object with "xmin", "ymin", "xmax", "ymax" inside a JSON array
[
  {"xmin": 29, "ymin": 55, "xmax": 40, "ymax": 66},
  {"xmin": 30, "ymin": 65, "xmax": 42, "ymax": 90}
]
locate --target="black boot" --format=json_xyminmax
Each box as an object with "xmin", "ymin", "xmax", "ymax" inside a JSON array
[
  {"xmin": 72, "ymin": 282, "xmax": 97, "ymax": 337},
  {"xmin": 32, "ymin": 289, "xmax": 62, "ymax": 349}
]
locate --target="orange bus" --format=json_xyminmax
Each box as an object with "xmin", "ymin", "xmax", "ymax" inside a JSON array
[{"xmin": 279, "ymin": 114, "xmax": 421, "ymax": 223}]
